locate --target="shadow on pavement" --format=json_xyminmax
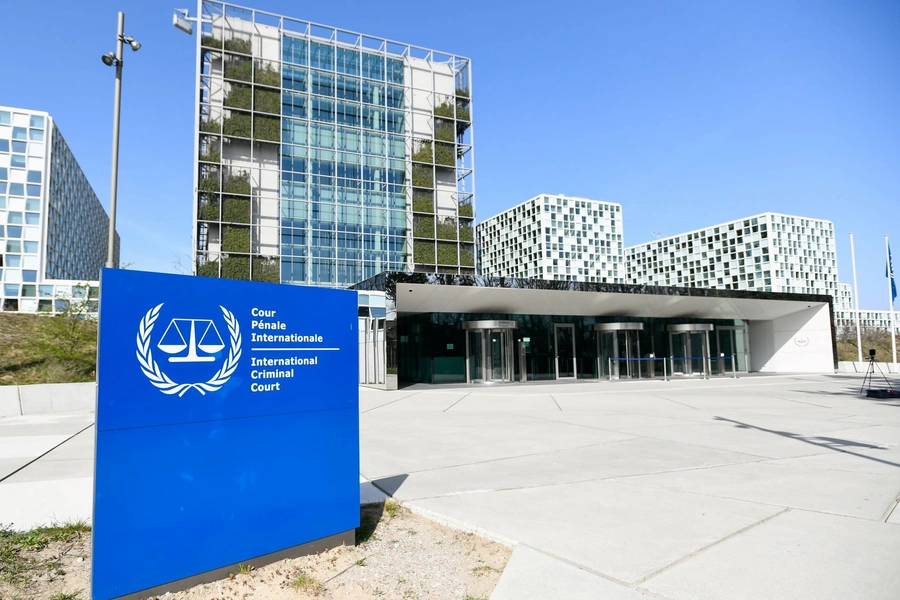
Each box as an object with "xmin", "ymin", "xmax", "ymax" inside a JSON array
[
  {"xmin": 370, "ymin": 474, "xmax": 409, "ymax": 497},
  {"xmin": 713, "ymin": 416, "xmax": 900, "ymax": 469}
]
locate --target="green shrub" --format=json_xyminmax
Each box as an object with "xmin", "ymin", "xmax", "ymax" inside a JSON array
[
  {"xmin": 196, "ymin": 259, "xmax": 219, "ymax": 277},
  {"xmin": 437, "ymin": 242, "xmax": 458, "ymax": 265},
  {"xmin": 223, "ymin": 171, "xmax": 251, "ymax": 195},
  {"xmin": 199, "ymin": 148, "xmax": 220, "ymax": 163},
  {"xmin": 412, "ymin": 191, "xmax": 433, "ymax": 213},
  {"xmin": 198, "ymin": 199, "xmax": 219, "ymax": 221},
  {"xmin": 252, "ymin": 257, "xmax": 280, "ymax": 282},
  {"xmin": 436, "ymin": 218, "xmax": 457, "ymax": 240},
  {"xmin": 414, "ymin": 216, "xmax": 434, "ymax": 238},
  {"xmin": 412, "ymin": 164, "xmax": 433, "ymax": 188},
  {"xmin": 456, "ymin": 105, "xmax": 470, "ymax": 122},
  {"xmin": 414, "ymin": 240, "xmax": 434, "ymax": 264},
  {"xmin": 222, "ymin": 226, "xmax": 251, "ymax": 253},
  {"xmin": 254, "ymin": 88, "xmax": 280, "ymax": 114},
  {"xmin": 458, "ymin": 200, "xmax": 473, "ymax": 218},
  {"xmin": 200, "ymin": 120, "xmax": 221, "ymax": 134},
  {"xmin": 455, "ymin": 87, "xmax": 470, "ymax": 99},
  {"xmin": 412, "ymin": 141, "xmax": 432, "ymax": 163},
  {"xmin": 434, "ymin": 102, "xmax": 454, "ymax": 119},
  {"xmin": 434, "ymin": 143, "xmax": 455, "ymax": 167},
  {"xmin": 224, "ymin": 112, "xmax": 251, "ymax": 138},
  {"xmin": 224, "ymin": 85, "xmax": 252, "ymax": 110},
  {"xmin": 224, "ymin": 37, "xmax": 252, "ymax": 54},
  {"xmin": 222, "ymin": 196, "xmax": 250, "ymax": 223},
  {"xmin": 222, "ymin": 255, "xmax": 250, "ymax": 280},
  {"xmin": 254, "ymin": 115, "xmax": 280, "ymax": 142},
  {"xmin": 459, "ymin": 225, "xmax": 474, "ymax": 242},
  {"xmin": 201, "ymin": 36, "xmax": 223, "ymax": 49},
  {"xmin": 434, "ymin": 123, "xmax": 455, "ymax": 142},
  {"xmin": 254, "ymin": 64, "xmax": 281, "ymax": 87},
  {"xmin": 224, "ymin": 57, "xmax": 251, "ymax": 82},
  {"xmin": 460, "ymin": 247, "xmax": 475, "ymax": 267},
  {"xmin": 198, "ymin": 175, "xmax": 219, "ymax": 193}
]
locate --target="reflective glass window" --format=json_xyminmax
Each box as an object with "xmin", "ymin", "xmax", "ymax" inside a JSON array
[
  {"xmin": 310, "ymin": 123, "xmax": 335, "ymax": 148},
  {"xmin": 336, "ymin": 101, "xmax": 360, "ymax": 127},
  {"xmin": 0, "ymin": 111, "xmax": 10, "ymax": 124},
  {"xmin": 26, "ymin": 170, "xmax": 41, "ymax": 183},
  {"xmin": 362, "ymin": 53, "xmax": 384, "ymax": 80},
  {"xmin": 26, "ymin": 185, "xmax": 40, "ymax": 197},
  {"xmin": 29, "ymin": 129, "xmax": 43, "ymax": 142},
  {"xmin": 282, "ymin": 118, "xmax": 307, "ymax": 144},
  {"xmin": 12, "ymin": 141, "xmax": 26, "ymax": 153},
  {"xmin": 9, "ymin": 183, "xmax": 24, "ymax": 196},
  {"xmin": 386, "ymin": 58, "xmax": 404, "ymax": 84},
  {"xmin": 0, "ymin": 168, "xmax": 6, "ymax": 180},
  {"xmin": 362, "ymin": 106, "xmax": 385, "ymax": 131},
  {"xmin": 336, "ymin": 127, "xmax": 360, "ymax": 152},
  {"xmin": 23, "ymin": 241, "xmax": 37, "ymax": 253},
  {"xmin": 281, "ymin": 91, "xmax": 308, "ymax": 118},
  {"xmin": 6, "ymin": 241, "xmax": 21, "ymax": 253},
  {"xmin": 362, "ymin": 81, "xmax": 384, "ymax": 105},
  {"xmin": 7, "ymin": 226, "xmax": 21, "ymax": 238},
  {"xmin": 311, "ymin": 97, "xmax": 335, "ymax": 122},
  {"xmin": 336, "ymin": 76, "xmax": 360, "ymax": 101},
  {"xmin": 11, "ymin": 156, "xmax": 25, "ymax": 168},
  {"xmin": 386, "ymin": 85, "xmax": 404, "ymax": 108},
  {"xmin": 22, "ymin": 270, "xmax": 36, "ymax": 283},
  {"xmin": 0, "ymin": 140, "xmax": 8, "ymax": 153},
  {"xmin": 25, "ymin": 213, "xmax": 39, "ymax": 225},
  {"xmin": 283, "ymin": 66, "xmax": 307, "ymax": 91},
  {"xmin": 282, "ymin": 37, "xmax": 308, "ymax": 65},
  {"xmin": 337, "ymin": 48, "xmax": 360, "ymax": 75},
  {"xmin": 25, "ymin": 199, "xmax": 40, "ymax": 211},
  {"xmin": 12, "ymin": 127, "xmax": 26, "ymax": 140},
  {"xmin": 8, "ymin": 211, "xmax": 23, "ymax": 224},
  {"xmin": 30, "ymin": 115, "xmax": 44, "ymax": 128},
  {"xmin": 311, "ymin": 70, "xmax": 335, "ymax": 96},
  {"xmin": 39, "ymin": 285, "xmax": 53, "ymax": 297},
  {"xmin": 3, "ymin": 284, "xmax": 18, "ymax": 296},
  {"xmin": 7, "ymin": 255, "xmax": 20, "ymax": 267},
  {"xmin": 309, "ymin": 42, "xmax": 334, "ymax": 70}
]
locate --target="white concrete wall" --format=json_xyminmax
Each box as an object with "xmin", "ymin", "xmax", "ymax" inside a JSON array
[
  {"xmin": 0, "ymin": 382, "xmax": 95, "ymax": 417},
  {"xmin": 749, "ymin": 304, "xmax": 834, "ymax": 373}
]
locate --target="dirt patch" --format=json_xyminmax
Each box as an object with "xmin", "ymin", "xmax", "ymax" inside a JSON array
[{"xmin": 0, "ymin": 503, "xmax": 510, "ymax": 600}]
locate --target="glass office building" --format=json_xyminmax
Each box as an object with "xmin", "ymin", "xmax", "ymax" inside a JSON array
[
  {"xmin": 193, "ymin": 1, "xmax": 475, "ymax": 287},
  {"xmin": 0, "ymin": 106, "xmax": 117, "ymax": 314}
]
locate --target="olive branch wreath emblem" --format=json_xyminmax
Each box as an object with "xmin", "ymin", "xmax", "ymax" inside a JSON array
[{"xmin": 136, "ymin": 303, "xmax": 242, "ymax": 397}]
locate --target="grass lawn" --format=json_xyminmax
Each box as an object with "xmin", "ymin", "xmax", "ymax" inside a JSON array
[{"xmin": 0, "ymin": 313, "xmax": 97, "ymax": 386}]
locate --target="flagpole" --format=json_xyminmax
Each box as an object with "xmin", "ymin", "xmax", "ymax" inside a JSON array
[
  {"xmin": 887, "ymin": 235, "xmax": 897, "ymax": 365},
  {"xmin": 850, "ymin": 233, "xmax": 862, "ymax": 363}
]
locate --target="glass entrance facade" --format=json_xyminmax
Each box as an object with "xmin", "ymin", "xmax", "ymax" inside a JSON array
[{"xmin": 398, "ymin": 312, "xmax": 749, "ymax": 384}]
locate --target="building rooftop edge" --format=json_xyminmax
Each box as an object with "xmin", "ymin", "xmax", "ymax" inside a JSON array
[{"xmin": 477, "ymin": 194, "xmax": 622, "ymax": 227}]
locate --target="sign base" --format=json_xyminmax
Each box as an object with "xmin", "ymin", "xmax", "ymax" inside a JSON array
[{"xmin": 110, "ymin": 529, "xmax": 355, "ymax": 600}]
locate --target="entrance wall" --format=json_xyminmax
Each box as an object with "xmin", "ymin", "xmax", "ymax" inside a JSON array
[{"xmin": 748, "ymin": 304, "xmax": 834, "ymax": 373}]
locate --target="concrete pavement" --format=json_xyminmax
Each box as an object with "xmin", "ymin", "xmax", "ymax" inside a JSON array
[
  {"xmin": 1, "ymin": 373, "xmax": 898, "ymax": 599},
  {"xmin": 358, "ymin": 374, "xmax": 900, "ymax": 600}
]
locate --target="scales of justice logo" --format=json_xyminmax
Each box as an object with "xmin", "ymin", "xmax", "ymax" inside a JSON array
[{"xmin": 136, "ymin": 304, "xmax": 242, "ymax": 396}]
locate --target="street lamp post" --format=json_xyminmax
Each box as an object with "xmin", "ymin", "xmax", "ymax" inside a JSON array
[{"xmin": 101, "ymin": 12, "xmax": 140, "ymax": 268}]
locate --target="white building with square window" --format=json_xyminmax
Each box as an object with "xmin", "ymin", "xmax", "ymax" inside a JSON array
[
  {"xmin": 477, "ymin": 194, "xmax": 624, "ymax": 282},
  {"xmin": 0, "ymin": 106, "xmax": 119, "ymax": 314},
  {"xmin": 624, "ymin": 213, "xmax": 838, "ymax": 297}
]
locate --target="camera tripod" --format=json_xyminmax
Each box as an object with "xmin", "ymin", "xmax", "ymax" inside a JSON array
[{"xmin": 860, "ymin": 354, "xmax": 894, "ymax": 395}]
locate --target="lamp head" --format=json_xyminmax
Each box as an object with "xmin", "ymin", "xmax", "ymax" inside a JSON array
[
  {"xmin": 101, "ymin": 52, "xmax": 117, "ymax": 67},
  {"xmin": 124, "ymin": 36, "xmax": 141, "ymax": 51},
  {"xmin": 173, "ymin": 11, "xmax": 194, "ymax": 35}
]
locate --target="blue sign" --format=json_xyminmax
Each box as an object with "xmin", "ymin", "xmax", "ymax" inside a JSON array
[{"xmin": 92, "ymin": 269, "xmax": 359, "ymax": 600}]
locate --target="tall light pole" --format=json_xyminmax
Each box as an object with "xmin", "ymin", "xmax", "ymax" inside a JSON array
[{"xmin": 101, "ymin": 12, "xmax": 141, "ymax": 268}]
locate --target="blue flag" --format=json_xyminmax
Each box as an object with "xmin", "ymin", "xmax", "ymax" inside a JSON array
[{"xmin": 889, "ymin": 244, "xmax": 897, "ymax": 303}]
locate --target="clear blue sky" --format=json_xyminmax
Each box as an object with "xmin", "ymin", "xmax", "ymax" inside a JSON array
[{"xmin": 2, "ymin": 0, "xmax": 898, "ymax": 308}]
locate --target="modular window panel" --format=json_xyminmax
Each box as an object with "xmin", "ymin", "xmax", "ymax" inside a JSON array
[
  {"xmin": 310, "ymin": 123, "xmax": 335, "ymax": 148},
  {"xmin": 336, "ymin": 48, "xmax": 360, "ymax": 75},
  {"xmin": 30, "ymin": 115, "xmax": 44, "ymax": 128},
  {"xmin": 283, "ymin": 66, "xmax": 308, "ymax": 91},
  {"xmin": 362, "ymin": 106, "xmax": 385, "ymax": 130},
  {"xmin": 362, "ymin": 81, "xmax": 384, "ymax": 105},
  {"xmin": 336, "ymin": 76, "xmax": 361, "ymax": 101},
  {"xmin": 282, "ymin": 37, "xmax": 308, "ymax": 65},
  {"xmin": 25, "ymin": 199, "xmax": 40, "ymax": 211},
  {"xmin": 386, "ymin": 110, "xmax": 404, "ymax": 134},
  {"xmin": 337, "ymin": 127, "xmax": 360, "ymax": 152},
  {"xmin": 311, "ymin": 97, "xmax": 335, "ymax": 123},
  {"xmin": 29, "ymin": 129, "xmax": 44, "ymax": 142},
  {"xmin": 0, "ymin": 111, "xmax": 10, "ymax": 124},
  {"xmin": 25, "ymin": 213, "xmax": 39, "ymax": 225},
  {"xmin": 362, "ymin": 53, "xmax": 384, "ymax": 80},
  {"xmin": 0, "ymin": 168, "xmax": 7, "ymax": 180},
  {"xmin": 282, "ymin": 92, "xmax": 308, "ymax": 118},
  {"xmin": 26, "ymin": 185, "xmax": 40, "ymax": 197},
  {"xmin": 386, "ymin": 85, "xmax": 404, "ymax": 109},
  {"xmin": 336, "ymin": 101, "xmax": 361, "ymax": 127},
  {"xmin": 0, "ymin": 140, "xmax": 8, "ymax": 153},
  {"xmin": 12, "ymin": 127, "xmax": 26, "ymax": 140},
  {"xmin": 11, "ymin": 156, "xmax": 25, "ymax": 168},
  {"xmin": 22, "ymin": 270, "xmax": 36, "ymax": 283},
  {"xmin": 282, "ymin": 118, "xmax": 308, "ymax": 145},
  {"xmin": 311, "ymin": 70, "xmax": 335, "ymax": 96},
  {"xmin": 23, "ymin": 241, "xmax": 37, "ymax": 253},
  {"xmin": 26, "ymin": 170, "xmax": 41, "ymax": 183},
  {"xmin": 310, "ymin": 42, "xmax": 335, "ymax": 70},
  {"xmin": 386, "ymin": 58, "xmax": 403, "ymax": 84}
]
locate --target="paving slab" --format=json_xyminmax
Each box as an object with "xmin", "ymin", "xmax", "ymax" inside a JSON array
[
  {"xmin": 642, "ymin": 509, "xmax": 900, "ymax": 600},
  {"xmin": 490, "ymin": 546, "xmax": 653, "ymax": 600},
  {"xmin": 413, "ymin": 478, "xmax": 782, "ymax": 583}
]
